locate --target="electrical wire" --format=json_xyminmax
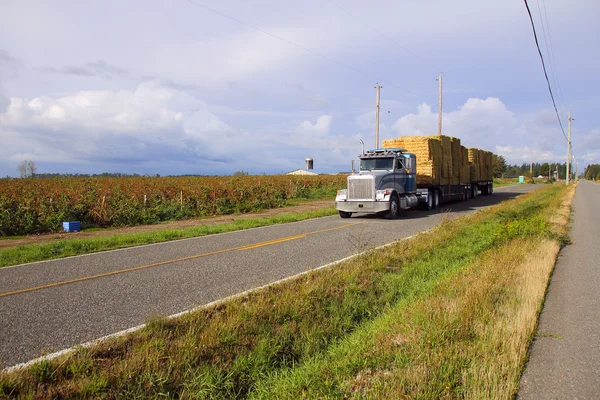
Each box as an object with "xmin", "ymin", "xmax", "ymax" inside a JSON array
[
  {"xmin": 523, "ymin": 0, "xmax": 568, "ymax": 142},
  {"xmin": 183, "ymin": 0, "xmax": 407, "ymax": 90},
  {"xmin": 540, "ymin": 0, "xmax": 567, "ymax": 113}
]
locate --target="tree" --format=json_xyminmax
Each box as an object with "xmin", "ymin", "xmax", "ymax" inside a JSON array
[
  {"xmin": 540, "ymin": 163, "xmax": 550, "ymax": 178},
  {"xmin": 492, "ymin": 155, "xmax": 507, "ymax": 178},
  {"xmin": 18, "ymin": 160, "xmax": 28, "ymax": 178},
  {"xmin": 583, "ymin": 164, "xmax": 600, "ymax": 180},
  {"xmin": 27, "ymin": 160, "xmax": 37, "ymax": 178}
]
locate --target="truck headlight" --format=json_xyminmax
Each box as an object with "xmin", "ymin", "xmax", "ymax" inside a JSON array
[
  {"xmin": 336, "ymin": 189, "xmax": 347, "ymax": 201},
  {"xmin": 375, "ymin": 189, "xmax": 390, "ymax": 201}
]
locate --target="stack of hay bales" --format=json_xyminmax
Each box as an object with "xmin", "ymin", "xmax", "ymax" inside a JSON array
[
  {"xmin": 468, "ymin": 148, "xmax": 494, "ymax": 181},
  {"xmin": 382, "ymin": 135, "xmax": 443, "ymax": 185},
  {"xmin": 461, "ymin": 146, "xmax": 471, "ymax": 184},
  {"xmin": 468, "ymin": 148, "xmax": 481, "ymax": 182},
  {"xmin": 450, "ymin": 137, "xmax": 462, "ymax": 185},
  {"xmin": 383, "ymin": 135, "xmax": 494, "ymax": 185}
]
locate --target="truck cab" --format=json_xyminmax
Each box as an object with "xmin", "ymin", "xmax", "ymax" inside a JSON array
[{"xmin": 335, "ymin": 148, "xmax": 421, "ymax": 218}]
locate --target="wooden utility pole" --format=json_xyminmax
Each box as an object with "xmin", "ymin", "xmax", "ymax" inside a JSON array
[
  {"xmin": 567, "ymin": 110, "xmax": 573, "ymax": 185},
  {"xmin": 437, "ymin": 73, "xmax": 443, "ymax": 136},
  {"xmin": 375, "ymin": 84, "xmax": 382, "ymax": 148},
  {"xmin": 530, "ymin": 149, "xmax": 533, "ymax": 176}
]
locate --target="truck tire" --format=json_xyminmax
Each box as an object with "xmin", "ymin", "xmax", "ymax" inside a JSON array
[
  {"xmin": 481, "ymin": 184, "xmax": 489, "ymax": 195},
  {"xmin": 489, "ymin": 183, "xmax": 493, "ymax": 194},
  {"xmin": 463, "ymin": 188, "xmax": 468, "ymax": 201},
  {"xmin": 339, "ymin": 211, "xmax": 352, "ymax": 218},
  {"xmin": 422, "ymin": 191, "xmax": 433, "ymax": 210},
  {"xmin": 433, "ymin": 190, "xmax": 440, "ymax": 209},
  {"xmin": 387, "ymin": 194, "xmax": 400, "ymax": 219},
  {"xmin": 472, "ymin": 186, "xmax": 478, "ymax": 198}
]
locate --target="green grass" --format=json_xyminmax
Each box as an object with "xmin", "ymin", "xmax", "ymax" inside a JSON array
[
  {"xmin": 0, "ymin": 184, "xmax": 573, "ymax": 399},
  {"xmin": 0, "ymin": 207, "xmax": 337, "ymax": 268}
]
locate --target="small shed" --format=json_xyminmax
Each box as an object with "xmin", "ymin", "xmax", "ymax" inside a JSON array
[{"xmin": 286, "ymin": 169, "xmax": 318, "ymax": 176}]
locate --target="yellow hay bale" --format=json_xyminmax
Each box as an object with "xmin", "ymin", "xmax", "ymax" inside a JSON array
[
  {"xmin": 470, "ymin": 164, "xmax": 480, "ymax": 182},
  {"xmin": 384, "ymin": 135, "xmax": 495, "ymax": 184},
  {"xmin": 461, "ymin": 165, "xmax": 471, "ymax": 184}
]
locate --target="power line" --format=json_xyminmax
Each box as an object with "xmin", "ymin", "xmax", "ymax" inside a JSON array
[
  {"xmin": 540, "ymin": 0, "xmax": 567, "ymax": 112},
  {"xmin": 326, "ymin": 0, "xmax": 439, "ymax": 72},
  {"xmin": 523, "ymin": 0, "xmax": 567, "ymax": 142},
  {"xmin": 183, "ymin": 0, "xmax": 407, "ymax": 90}
]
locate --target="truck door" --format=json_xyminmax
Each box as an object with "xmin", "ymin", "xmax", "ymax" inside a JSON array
[{"xmin": 394, "ymin": 158, "xmax": 407, "ymax": 193}]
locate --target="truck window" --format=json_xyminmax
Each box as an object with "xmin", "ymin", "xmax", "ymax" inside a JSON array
[
  {"xmin": 360, "ymin": 158, "xmax": 394, "ymax": 171},
  {"xmin": 396, "ymin": 159, "xmax": 405, "ymax": 170}
]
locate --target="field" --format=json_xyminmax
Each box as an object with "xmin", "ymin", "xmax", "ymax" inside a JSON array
[
  {"xmin": 0, "ymin": 184, "xmax": 575, "ymax": 399},
  {"xmin": 0, "ymin": 175, "xmax": 346, "ymax": 236}
]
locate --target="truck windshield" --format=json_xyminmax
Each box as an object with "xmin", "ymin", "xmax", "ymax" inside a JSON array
[{"xmin": 360, "ymin": 158, "xmax": 394, "ymax": 171}]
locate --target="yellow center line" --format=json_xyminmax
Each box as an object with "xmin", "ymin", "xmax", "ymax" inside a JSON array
[{"xmin": 0, "ymin": 221, "xmax": 365, "ymax": 298}]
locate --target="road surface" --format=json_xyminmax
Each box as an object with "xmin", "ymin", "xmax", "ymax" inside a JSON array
[
  {"xmin": 518, "ymin": 180, "xmax": 600, "ymax": 398},
  {"xmin": 0, "ymin": 185, "xmax": 537, "ymax": 368}
]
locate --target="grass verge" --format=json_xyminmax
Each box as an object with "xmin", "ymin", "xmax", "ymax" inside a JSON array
[
  {"xmin": 0, "ymin": 184, "xmax": 574, "ymax": 399},
  {"xmin": 0, "ymin": 207, "xmax": 337, "ymax": 268}
]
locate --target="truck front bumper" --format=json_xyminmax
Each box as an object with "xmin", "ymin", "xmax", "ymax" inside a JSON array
[{"xmin": 335, "ymin": 200, "xmax": 390, "ymax": 214}]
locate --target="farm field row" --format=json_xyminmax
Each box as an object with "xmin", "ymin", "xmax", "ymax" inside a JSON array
[{"xmin": 0, "ymin": 175, "xmax": 346, "ymax": 236}]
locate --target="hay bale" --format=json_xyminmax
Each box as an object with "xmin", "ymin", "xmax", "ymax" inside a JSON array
[
  {"xmin": 470, "ymin": 164, "xmax": 480, "ymax": 182},
  {"xmin": 383, "ymin": 135, "xmax": 496, "ymax": 185},
  {"xmin": 383, "ymin": 136, "xmax": 443, "ymax": 185}
]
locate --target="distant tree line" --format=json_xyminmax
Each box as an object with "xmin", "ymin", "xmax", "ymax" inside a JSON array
[
  {"xmin": 492, "ymin": 155, "xmax": 577, "ymax": 180},
  {"xmin": 582, "ymin": 164, "xmax": 600, "ymax": 180}
]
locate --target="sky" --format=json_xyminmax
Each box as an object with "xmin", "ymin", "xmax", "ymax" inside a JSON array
[{"xmin": 1, "ymin": 0, "xmax": 599, "ymax": 177}]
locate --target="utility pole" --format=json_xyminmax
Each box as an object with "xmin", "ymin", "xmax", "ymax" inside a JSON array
[
  {"xmin": 375, "ymin": 84, "xmax": 382, "ymax": 148},
  {"xmin": 567, "ymin": 111, "xmax": 573, "ymax": 185},
  {"xmin": 530, "ymin": 149, "xmax": 533, "ymax": 176},
  {"xmin": 437, "ymin": 73, "xmax": 443, "ymax": 136}
]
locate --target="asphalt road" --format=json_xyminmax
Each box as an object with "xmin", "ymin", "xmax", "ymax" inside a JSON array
[
  {"xmin": 0, "ymin": 184, "xmax": 538, "ymax": 368},
  {"xmin": 518, "ymin": 180, "xmax": 600, "ymax": 399}
]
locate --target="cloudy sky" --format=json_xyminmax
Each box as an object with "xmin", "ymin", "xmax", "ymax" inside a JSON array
[{"xmin": 1, "ymin": 0, "xmax": 598, "ymax": 176}]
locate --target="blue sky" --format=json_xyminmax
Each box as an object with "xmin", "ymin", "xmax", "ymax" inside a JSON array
[{"xmin": 1, "ymin": 0, "xmax": 598, "ymax": 176}]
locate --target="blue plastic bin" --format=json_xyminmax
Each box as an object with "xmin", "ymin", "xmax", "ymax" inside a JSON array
[{"xmin": 62, "ymin": 221, "xmax": 81, "ymax": 232}]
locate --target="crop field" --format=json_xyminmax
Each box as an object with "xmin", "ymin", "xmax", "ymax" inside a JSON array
[{"xmin": 0, "ymin": 175, "xmax": 346, "ymax": 236}]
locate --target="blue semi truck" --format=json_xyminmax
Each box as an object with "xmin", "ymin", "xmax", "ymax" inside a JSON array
[{"xmin": 334, "ymin": 148, "xmax": 493, "ymax": 218}]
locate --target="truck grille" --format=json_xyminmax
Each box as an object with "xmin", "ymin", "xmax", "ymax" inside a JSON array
[{"xmin": 348, "ymin": 175, "xmax": 375, "ymax": 200}]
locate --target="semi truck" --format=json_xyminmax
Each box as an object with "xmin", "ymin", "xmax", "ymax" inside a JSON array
[{"xmin": 334, "ymin": 145, "xmax": 493, "ymax": 219}]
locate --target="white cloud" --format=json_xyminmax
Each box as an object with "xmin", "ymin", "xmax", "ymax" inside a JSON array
[
  {"xmin": 383, "ymin": 97, "xmax": 595, "ymax": 166},
  {"xmin": 296, "ymin": 115, "xmax": 332, "ymax": 136}
]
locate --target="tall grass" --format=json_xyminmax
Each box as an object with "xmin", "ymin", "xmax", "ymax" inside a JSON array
[{"xmin": 0, "ymin": 185, "xmax": 574, "ymax": 399}]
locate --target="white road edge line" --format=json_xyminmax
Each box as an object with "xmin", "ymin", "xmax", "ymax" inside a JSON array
[{"xmin": 2, "ymin": 230, "xmax": 428, "ymax": 374}]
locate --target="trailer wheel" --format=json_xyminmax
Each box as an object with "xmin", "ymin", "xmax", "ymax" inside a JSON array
[
  {"xmin": 421, "ymin": 191, "xmax": 433, "ymax": 210},
  {"xmin": 433, "ymin": 190, "xmax": 440, "ymax": 209},
  {"xmin": 481, "ymin": 184, "xmax": 489, "ymax": 195},
  {"xmin": 489, "ymin": 183, "xmax": 493, "ymax": 195},
  {"xmin": 472, "ymin": 185, "xmax": 478, "ymax": 198},
  {"xmin": 387, "ymin": 194, "xmax": 400, "ymax": 219},
  {"xmin": 463, "ymin": 188, "xmax": 468, "ymax": 201},
  {"xmin": 339, "ymin": 211, "xmax": 352, "ymax": 218}
]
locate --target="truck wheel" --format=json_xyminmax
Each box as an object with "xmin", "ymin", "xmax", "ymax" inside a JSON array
[
  {"xmin": 433, "ymin": 190, "xmax": 440, "ymax": 209},
  {"xmin": 339, "ymin": 211, "xmax": 352, "ymax": 218},
  {"xmin": 463, "ymin": 188, "xmax": 468, "ymax": 201},
  {"xmin": 472, "ymin": 186, "xmax": 478, "ymax": 198},
  {"xmin": 422, "ymin": 191, "xmax": 433, "ymax": 210},
  {"xmin": 489, "ymin": 183, "xmax": 493, "ymax": 194},
  {"xmin": 387, "ymin": 195, "xmax": 400, "ymax": 219}
]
